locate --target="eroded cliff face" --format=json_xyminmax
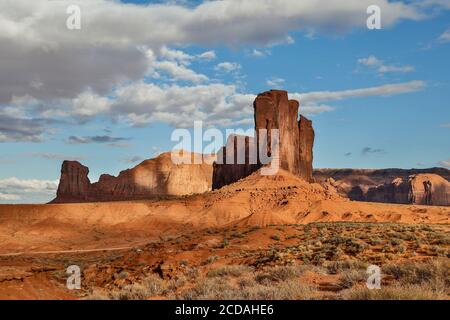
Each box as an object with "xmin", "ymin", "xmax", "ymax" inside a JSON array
[
  {"xmin": 55, "ymin": 161, "xmax": 91, "ymax": 202},
  {"xmin": 298, "ymin": 115, "xmax": 314, "ymax": 182},
  {"xmin": 212, "ymin": 90, "xmax": 315, "ymax": 190},
  {"xmin": 52, "ymin": 152, "xmax": 213, "ymax": 203},
  {"xmin": 317, "ymin": 170, "xmax": 450, "ymax": 206},
  {"xmin": 212, "ymin": 135, "xmax": 259, "ymax": 190},
  {"xmin": 408, "ymin": 174, "xmax": 450, "ymax": 206}
]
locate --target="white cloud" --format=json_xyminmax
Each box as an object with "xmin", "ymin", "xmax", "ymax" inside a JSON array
[
  {"xmin": 0, "ymin": 0, "xmax": 430, "ymax": 112},
  {"xmin": 64, "ymin": 80, "xmax": 424, "ymax": 127},
  {"xmin": 440, "ymin": 123, "xmax": 450, "ymax": 128},
  {"xmin": 214, "ymin": 62, "xmax": 241, "ymax": 73},
  {"xmin": 155, "ymin": 60, "xmax": 209, "ymax": 83},
  {"xmin": 439, "ymin": 29, "xmax": 450, "ymax": 43},
  {"xmin": 0, "ymin": 193, "xmax": 20, "ymax": 201},
  {"xmin": 266, "ymin": 77, "xmax": 286, "ymax": 87},
  {"xmin": 197, "ymin": 50, "xmax": 216, "ymax": 60},
  {"xmin": 298, "ymin": 80, "xmax": 425, "ymax": 103},
  {"xmin": 0, "ymin": 177, "xmax": 59, "ymax": 203},
  {"xmin": 249, "ymin": 49, "xmax": 269, "ymax": 57},
  {"xmin": 439, "ymin": 159, "xmax": 450, "ymax": 168},
  {"xmin": 358, "ymin": 55, "xmax": 415, "ymax": 74}
]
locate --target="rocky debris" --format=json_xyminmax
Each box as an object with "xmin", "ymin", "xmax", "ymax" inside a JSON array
[
  {"xmin": 52, "ymin": 152, "xmax": 213, "ymax": 203},
  {"xmin": 212, "ymin": 90, "xmax": 315, "ymax": 190}
]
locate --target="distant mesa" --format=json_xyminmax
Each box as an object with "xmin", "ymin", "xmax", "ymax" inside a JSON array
[{"xmin": 316, "ymin": 169, "xmax": 450, "ymax": 206}]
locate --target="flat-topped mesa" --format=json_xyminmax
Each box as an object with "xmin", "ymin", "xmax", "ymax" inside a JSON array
[{"xmin": 212, "ymin": 90, "xmax": 315, "ymax": 189}]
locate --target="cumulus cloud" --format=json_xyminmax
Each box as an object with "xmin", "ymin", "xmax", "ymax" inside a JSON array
[
  {"xmin": 0, "ymin": 177, "xmax": 59, "ymax": 203},
  {"xmin": 214, "ymin": 62, "xmax": 241, "ymax": 73},
  {"xmin": 0, "ymin": 108, "xmax": 55, "ymax": 142},
  {"xmin": 0, "ymin": 0, "xmax": 423, "ymax": 105},
  {"xmin": 358, "ymin": 55, "xmax": 415, "ymax": 74}
]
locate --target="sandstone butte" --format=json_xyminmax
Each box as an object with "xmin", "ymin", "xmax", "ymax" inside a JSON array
[
  {"xmin": 52, "ymin": 90, "xmax": 315, "ymax": 203},
  {"xmin": 51, "ymin": 90, "xmax": 450, "ymax": 206}
]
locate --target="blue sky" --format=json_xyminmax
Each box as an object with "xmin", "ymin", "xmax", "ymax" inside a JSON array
[{"xmin": 0, "ymin": 0, "xmax": 449, "ymax": 203}]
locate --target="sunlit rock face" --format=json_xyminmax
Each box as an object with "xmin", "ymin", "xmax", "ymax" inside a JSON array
[
  {"xmin": 52, "ymin": 152, "xmax": 213, "ymax": 203},
  {"xmin": 212, "ymin": 90, "xmax": 315, "ymax": 190}
]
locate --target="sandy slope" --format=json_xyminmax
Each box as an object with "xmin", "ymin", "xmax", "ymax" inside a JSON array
[{"xmin": 0, "ymin": 169, "xmax": 448, "ymax": 254}]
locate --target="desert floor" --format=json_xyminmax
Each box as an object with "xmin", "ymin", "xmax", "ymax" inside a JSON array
[{"xmin": 0, "ymin": 170, "xmax": 448, "ymax": 299}]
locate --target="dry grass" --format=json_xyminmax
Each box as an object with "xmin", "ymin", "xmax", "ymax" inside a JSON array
[{"xmin": 340, "ymin": 284, "xmax": 447, "ymax": 300}]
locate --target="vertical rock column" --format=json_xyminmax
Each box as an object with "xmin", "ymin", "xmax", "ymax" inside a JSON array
[
  {"xmin": 298, "ymin": 115, "xmax": 315, "ymax": 182},
  {"xmin": 54, "ymin": 161, "xmax": 91, "ymax": 202},
  {"xmin": 253, "ymin": 90, "xmax": 301, "ymax": 175}
]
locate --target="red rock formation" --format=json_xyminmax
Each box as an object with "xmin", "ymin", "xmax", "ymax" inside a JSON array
[
  {"xmin": 212, "ymin": 135, "xmax": 258, "ymax": 190},
  {"xmin": 212, "ymin": 90, "xmax": 315, "ymax": 190},
  {"xmin": 254, "ymin": 90, "xmax": 301, "ymax": 175},
  {"xmin": 54, "ymin": 161, "xmax": 91, "ymax": 203},
  {"xmin": 52, "ymin": 152, "xmax": 213, "ymax": 203},
  {"xmin": 365, "ymin": 174, "xmax": 450, "ymax": 206},
  {"xmin": 409, "ymin": 174, "xmax": 450, "ymax": 206},
  {"xmin": 314, "ymin": 167, "xmax": 450, "ymax": 204},
  {"xmin": 298, "ymin": 115, "xmax": 314, "ymax": 182}
]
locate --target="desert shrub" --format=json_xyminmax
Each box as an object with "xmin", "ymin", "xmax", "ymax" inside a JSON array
[
  {"xmin": 383, "ymin": 259, "xmax": 449, "ymax": 291},
  {"xmin": 207, "ymin": 265, "xmax": 252, "ymax": 278},
  {"xmin": 339, "ymin": 269, "xmax": 368, "ymax": 289},
  {"xmin": 241, "ymin": 280, "xmax": 313, "ymax": 300},
  {"xmin": 176, "ymin": 278, "xmax": 236, "ymax": 300},
  {"xmin": 255, "ymin": 266, "xmax": 303, "ymax": 284},
  {"xmin": 84, "ymin": 289, "xmax": 110, "ymax": 300},
  {"xmin": 109, "ymin": 274, "xmax": 164, "ymax": 300},
  {"xmin": 176, "ymin": 277, "xmax": 313, "ymax": 300},
  {"xmin": 202, "ymin": 255, "xmax": 219, "ymax": 265},
  {"xmin": 340, "ymin": 284, "xmax": 447, "ymax": 300},
  {"xmin": 220, "ymin": 238, "xmax": 229, "ymax": 248},
  {"xmin": 326, "ymin": 260, "xmax": 368, "ymax": 275}
]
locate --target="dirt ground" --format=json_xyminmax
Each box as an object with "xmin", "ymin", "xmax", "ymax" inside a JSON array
[{"xmin": 0, "ymin": 170, "xmax": 448, "ymax": 299}]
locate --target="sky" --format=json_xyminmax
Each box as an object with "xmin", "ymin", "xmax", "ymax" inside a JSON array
[{"xmin": 0, "ymin": 0, "xmax": 449, "ymax": 203}]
